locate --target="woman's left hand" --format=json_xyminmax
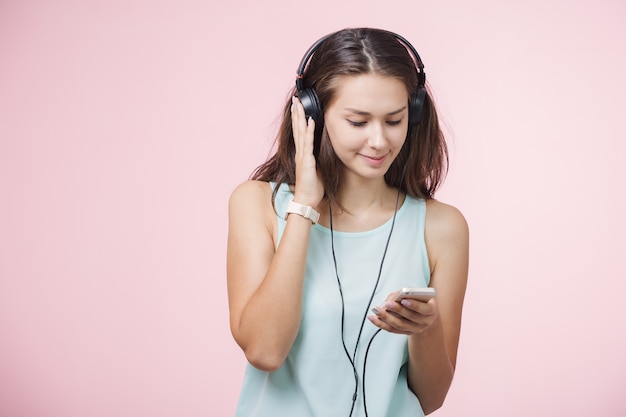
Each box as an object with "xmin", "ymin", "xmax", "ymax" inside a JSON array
[{"xmin": 368, "ymin": 293, "xmax": 440, "ymax": 336}]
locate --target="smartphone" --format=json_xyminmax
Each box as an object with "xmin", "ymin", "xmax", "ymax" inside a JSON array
[{"xmin": 394, "ymin": 287, "xmax": 436, "ymax": 302}]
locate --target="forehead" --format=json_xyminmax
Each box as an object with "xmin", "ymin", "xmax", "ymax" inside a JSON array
[{"xmin": 327, "ymin": 74, "xmax": 409, "ymax": 112}]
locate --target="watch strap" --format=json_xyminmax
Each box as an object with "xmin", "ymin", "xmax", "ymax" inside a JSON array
[{"xmin": 284, "ymin": 200, "xmax": 320, "ymax": 224}]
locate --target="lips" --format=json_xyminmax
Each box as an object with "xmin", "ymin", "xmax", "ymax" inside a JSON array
[{"xmin": 360, "ymin": 154, "xmax": 387, "ymax": 166}]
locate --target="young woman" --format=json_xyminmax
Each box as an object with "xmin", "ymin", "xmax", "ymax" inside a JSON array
[{"xmin": 227, "ymin": 28, "xmax": 469, "ymax": 417}]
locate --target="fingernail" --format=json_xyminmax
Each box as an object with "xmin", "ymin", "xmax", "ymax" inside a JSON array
[
  {"xmin": 400, "ymin": 299, "xmax": 411, "ymax": 307},
  {"xmin": 371, "ymin": 307, "xmax": 381, "ymax": 315},
  {"xmin": 383, "ymin": 302, "xmax": 395, "ymax": 310}
]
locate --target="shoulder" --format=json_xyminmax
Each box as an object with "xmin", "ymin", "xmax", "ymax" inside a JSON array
[
  {"xmin": 228, "ymin": 180, "xmax": 276, "ymax": 224},
  {"xmin": 228, "ymin": 180, "xmax": 278, "ymax": 244},
  {"xmin": 230, "ymin": 179, "xmax": 272, "ymax": 198},
  {"xmin": 425, "ymin": 199, "xmax": 468, "ymax": 236},
  {"xmin": 229, "ymin": 180, "xmax": 273, "ymax": 207},
  {"xmin": 424, "ymin": 199, "xmax": 469, "ymax": 265}
]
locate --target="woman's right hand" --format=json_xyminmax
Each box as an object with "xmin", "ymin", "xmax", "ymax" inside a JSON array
[{"xmin": 291, "ymin": 96, "xmax": 324, "ymax": 207}]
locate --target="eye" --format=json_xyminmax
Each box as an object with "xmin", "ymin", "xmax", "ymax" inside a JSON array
[
  {"xmin": 386, "ymin": 120, "xmax": 402, "ymax": 126},
  {"xmin": 347, "ymin": 120, "xmax": 367, "ymax": 127}
]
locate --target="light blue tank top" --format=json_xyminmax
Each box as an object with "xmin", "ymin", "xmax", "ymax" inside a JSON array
[{"xmin": 235, "ymin": 182, "xmax": 431, "ymax": 417}]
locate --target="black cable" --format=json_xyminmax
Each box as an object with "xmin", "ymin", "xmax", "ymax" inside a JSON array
[
  {"xmin": 361, "ymin": 171, "xmax": 405, "ymax": 417},
  {"xmin": 330, "ymin": 162, "xmax": 407, "ymax": 417},
  {"xmin": 329, "ymin": 211, "xmax": 360, "ymax": 415},
  {"xmin": 330, "ymin": 162, "xmax": 409, "ymax": 417},
  {"xmin": 362, "ymin": 328, "xmax": 382, "ymax": 417}
]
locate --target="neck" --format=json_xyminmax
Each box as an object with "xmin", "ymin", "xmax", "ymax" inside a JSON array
[
  {"xmin": 333, "ymin": 175, "xmax": 401, "ymax": 217},
  {"xmin": 322, "ymin": 180, "xmax": 403, "ymax": 232}
]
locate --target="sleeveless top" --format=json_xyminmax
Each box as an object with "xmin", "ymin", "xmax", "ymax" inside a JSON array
[{"xmin": 234, "ymin": 182, "xmax": 431, "ymax": 417}]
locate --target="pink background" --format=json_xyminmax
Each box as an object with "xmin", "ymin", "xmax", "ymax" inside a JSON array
[{"xmin": 1, "ymin": 0, "xmax": 625, "ymax": 416}]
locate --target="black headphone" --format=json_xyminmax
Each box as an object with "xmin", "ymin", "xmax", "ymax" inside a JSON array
[{"xmin": 295, "ymin": 29, "xmax": 427, "ymax": 157}]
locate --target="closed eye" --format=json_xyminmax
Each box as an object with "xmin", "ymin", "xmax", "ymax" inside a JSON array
[{"xmin": 347, "ymin": 119, "xmax": 403, "ymax": 127}]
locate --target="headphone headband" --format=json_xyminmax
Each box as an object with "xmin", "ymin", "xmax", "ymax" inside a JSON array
[
  {"xmin": 296, "ymin": 29, "xmax": 426, "ymax": 90},
  {"xmin": 295, "ymin": 34, "xmax": 331, "ymax": 92}
]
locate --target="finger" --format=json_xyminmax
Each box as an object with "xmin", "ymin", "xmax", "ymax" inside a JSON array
[
  {"xmin": 370, "ymin": 305, "xmax": 419, "ymax": 334},
  {"xmin": 396, "ymin": 298, "xmax": 435, "ymax": 317},
  {"xmin": 379, "ymin": 301, "xmax": 435, "ymax": 333},
  {"xmin": 368, "ymin": 312, "xmax": 412, "ymax": 335},
  {"xmin": 292, "ymin": 97, "xmax": 317, "ymax": 163},
  {"xmin": 291, "ymin": 97, "xmax": 308, "ymax": 153},
  {"xmin": 303, "ymin": 116, "xmax": 315, "ymax": 156},
  {"xmin": 290, "ymin": 97, "xmax": 300, "ymax": 147}
]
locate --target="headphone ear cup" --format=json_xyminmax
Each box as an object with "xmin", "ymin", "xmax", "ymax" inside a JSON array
[
  {"xmin": 297, "ymin": 87, "xmax": 322, "ymax": 123},
  {"xmin": 296, "ymin": 87, "xmax": 324, "ymax": 157},
  {"xmin": 409, "ymin": 86, "xmax": 427, "ymax": 126}
]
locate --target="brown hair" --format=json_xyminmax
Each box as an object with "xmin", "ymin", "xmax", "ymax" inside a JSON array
[{"xmin": 251, "ymin": 28, "xmax": 448, "ymax": 206}]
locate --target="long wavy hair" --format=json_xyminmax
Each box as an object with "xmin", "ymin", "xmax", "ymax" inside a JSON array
[{"xmin": 251, "ymin": 28, "xmax": 448, "ymax": 207}]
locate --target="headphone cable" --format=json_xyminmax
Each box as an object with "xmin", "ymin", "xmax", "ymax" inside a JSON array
[
  {"xmin": 329, "ymin": 162, "xmax": 407, "ymax": 417},
  {"xmin": 330, "ymin": 162, "xmax": 408, "ymax": 417}
]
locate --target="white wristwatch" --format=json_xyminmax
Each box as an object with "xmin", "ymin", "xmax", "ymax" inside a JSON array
[{"xmin": 284, "ymin": 200, "xmax": 320, "ymax": 224}]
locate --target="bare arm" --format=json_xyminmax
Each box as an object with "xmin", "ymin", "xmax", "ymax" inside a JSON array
[
  {"xmin": 407, "ymin": 201, "xmax": 468, "ymax": 413},
  {"xmin": 227, "ymin": 180, "xmax": 314, "ymax": 371},
  {"xmin": 368, "ymin": 200, "xmax": 469, "ymax": 414},
  {"xmin": 227, "ymin": 97, "xmax": 323, "ymax": 372}
]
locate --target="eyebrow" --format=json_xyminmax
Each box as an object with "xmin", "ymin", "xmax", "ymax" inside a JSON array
[{"xmin": 344, "ymin": 106, "xmax": 407, "ymax": 116}]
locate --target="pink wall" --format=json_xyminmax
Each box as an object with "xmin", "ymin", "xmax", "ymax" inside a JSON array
[{"xmin": 1, "ymin": 1, "xmax": 625, "ymax": 416}]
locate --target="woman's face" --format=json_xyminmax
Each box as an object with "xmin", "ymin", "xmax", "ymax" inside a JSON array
[{"xmin": 324, "ymin": 73, "xmax": 409, "ymax": 181}]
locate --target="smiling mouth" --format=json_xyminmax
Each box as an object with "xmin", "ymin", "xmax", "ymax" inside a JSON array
[{"xmin": 360, "ymin": 154, "xmax": 387, "ymax": 165}]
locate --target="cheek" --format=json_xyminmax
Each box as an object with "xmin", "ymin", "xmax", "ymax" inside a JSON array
[
  {"xmin": 326, "ymin": 123, "xmax": 359, "ymax": 150},
  {"xmin": 390, "ymin": 127, "xmax": 409, "ymax": 150}
]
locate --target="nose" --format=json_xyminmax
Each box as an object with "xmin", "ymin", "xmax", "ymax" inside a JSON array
[{"xmin": 367, "ymin": 122, "xmax": 386, "ymax": 149}]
